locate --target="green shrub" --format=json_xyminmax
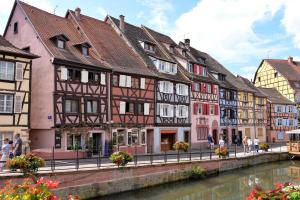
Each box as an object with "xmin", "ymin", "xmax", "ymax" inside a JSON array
[
  {"xmin": 173, "ymin": 141, "xmax": 189, "ymax": 152},
  {"xmin": 184, "ymin": 166, "xmax": 205, "ymax": 180},
  {"xmin": 8, "ymin": 154, "xmax": 45, "ymax": 173},
  {"xmin": 109, "ymin": 151, "xmax": 133, "ymax": 167},
  {"xmin": 289, "ymin": 191, "xmax": 300, "ymax": 200}
]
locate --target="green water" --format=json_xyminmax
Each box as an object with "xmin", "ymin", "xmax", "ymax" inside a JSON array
[{"xmin": 98, "ymin": 161, "xmax": 300, "ymax": 200}]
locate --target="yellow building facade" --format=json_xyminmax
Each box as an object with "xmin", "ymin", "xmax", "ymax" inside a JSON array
[{"xmin": 0, "ymin": 36, "xmax": 37, "ymax": 148}]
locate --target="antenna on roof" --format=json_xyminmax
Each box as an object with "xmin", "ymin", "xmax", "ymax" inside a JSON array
[
  {"xmin": 267, "ymin": 50, "xmax": 272, "ymax": 59},
  {"xmin": 53, "ymin": 5, "xmax": 58, "ymax": 15}
]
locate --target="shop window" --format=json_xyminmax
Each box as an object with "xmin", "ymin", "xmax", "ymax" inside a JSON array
[{"xmin": 67, "ymin": 134, "xmax": 82, "ymax": 150}]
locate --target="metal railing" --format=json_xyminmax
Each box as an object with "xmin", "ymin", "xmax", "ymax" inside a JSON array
[{"xmin": 0, "ymin": 142, "xmax": 287, "ymax": 174}]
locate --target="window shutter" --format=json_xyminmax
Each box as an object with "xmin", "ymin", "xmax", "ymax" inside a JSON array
[
  {"xmin": 173, "ymin": 65, "xmax": 177, "ymax": 74},
  {"xmin": 199, "ymin": 66, "xmax": 203, "ymax": 75},
  {"xmin": 175, "ymin": 105, "xmax": 179, "ymax": 118},
  {"xmin": 119, "ymin": 75, "xmax": 126, "ymax": 87},
  {"xmin": 185, "ymin": 85, "xmax": 189, "ymax": 96},
  {"xmin": 192, "ymin": 83, "xmax": 195, "ymax": 91},
  {"xmin": 274, "ymin": 105, "xmax": 278, "ymax": 113},
  {"xmin": 144, "ymin": 103, "xmax": 150, "ymax": 115},
  {"xmin": 159, "ymin": 81, "xmax": 164, "ymax": 92},
  {"xmin": 159, "ymin": 104, "xmax": 163, "ymax": 117},
  {"xmin": 140, "ymin": 78, "xmax": 145, "ymax": 89},
  {"xmin": 169, "ymin": 82, "xmax": 173, "ymax": 93},
  {"xmin": 61, "ymin": 67, "xmax": 68, "ymax": 80},
  {"xmin": 81, "ymin": 70, "xmax": 88, "ymax": 83},
  {"xmin": 200, "ymin": 83, "xmax": 204, "ymax": 92},
  {"xmin": 169, "ymin": 105, "xmax": 174, "ymax": 117},
  {"xmin": 193, "ymin": 102, "xmax": 198, "ymax": 115},
  {"xmin": 294, "ymin": 119, "xmax": 298, "ymax": 127},
  {"xmin": 14, "ymin": 95, "xmax": 22, "ymax": 113},
  {"xmin": 15, "ymin": 62, "xmax": 24, "ymax": 81},
  {"xmin": 176, "ymin": 84, "xmax": 180, "ymax": 95},
  {"xmin": 212, "ymin": 85, "xmax": 215, "ymax": 94},
  {"xmin": 119, "ymin": 101, "xmax": 126, "ymax": 114},
  {"xmin": 100, "ymin": 73, "xmax": 106, "ymax": 85},
  {"xmin": 193, "ymin": 64, "xmax": 197, "ymax": 74},
  {"xmin": 294, "ymin": 106, "xmax": 298, "ymax": 114},
  {"xmin": 202, "ymin": 104, "xmax": 206, "ymax": 115},
  {"xmin": 214, "ymin": 105, "xmax": 218, "ymax": 115},
  {"xmin": 126, "ymin": 76, "xmax": 131, "ymax": 87},
  {"xmin": 185, "ymin": 106, "xmax": 189, "ymax": 118}
]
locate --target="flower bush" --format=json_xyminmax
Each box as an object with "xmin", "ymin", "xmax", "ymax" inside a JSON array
[
  {"xmin": 184, "ymin": 166, "xmax": 205, "ymax": 180},
  {"xmin": 8, "ymin": 154, "xmax": 45, "ymax": 173},
  {"xmin": 109, "ymin": 151, "xmax": 133, "ymax": 167},
  {"xmin": 247, "ymin": 183, "xmax": 300, "ymax": 200},
  {"xmin": 173, "ymin": 141, "xmax": 189, "ymax": 152},
  {"xmin": 215, "ymin": 147, "xmax": 229, "ymax": 158},
  {"xmin": 259, "ymin": 143, "xmax": 269, "ymax": 152},
  {"xmin": 0, "ymin": 177, "xmax": 60, "ymax": 200}
]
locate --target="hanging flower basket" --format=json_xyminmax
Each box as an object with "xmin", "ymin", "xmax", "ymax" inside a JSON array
[
  {"xmin": 215, "ymin": 147, "xmax": 229, "ymax": 158},
  {"xmin": 109, "ymin": 151, "xmax": 133, "ymax": 167},
  {"xmin": 173, "ymin": 141, "xmax": 189, "ymax": 152}
]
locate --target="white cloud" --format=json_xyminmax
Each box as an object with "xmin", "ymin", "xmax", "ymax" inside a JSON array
[
  {"xmin": 137, "ymin": 0, "xmax": 173, "ymax": 31},
  {"xmin": 171, "ymin": 0, "xmax": 289, "ymax": 65},
  {"xmin": 97, "ymin": 7, "xmax": 107, "ymax": 18}
]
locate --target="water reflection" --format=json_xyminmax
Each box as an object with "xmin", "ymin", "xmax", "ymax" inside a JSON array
[{"xmin": 98, "ymin": 161, "xmax": 300, "ymax": 200}]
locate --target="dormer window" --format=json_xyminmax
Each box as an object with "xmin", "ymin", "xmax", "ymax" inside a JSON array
[
  {"xmin": 182, "ymin": 50, "xmax": 187, "ymax": 57},
  {"xmin": 169, "ymin": 45, "xmax": 175, "ymax": 53},
  {"xmin": 82, "ymin": 46, "xmax": 89, "ymax": 56},
  {"xmin": 197, "ymin": 57, "xmax": 205, "ymax": 64},
  {"xmin": 50, "ymin": 34, "xmax": 69, "ymax": 49},
  {"xmin": 74, "ymin": 42, "xmax": 91, "ymax": 56},
  {"xmin": 57, "ymin": 39, "xmax": 65, "ymax": 49},
  {"xmin": 144, "ymin": 41, "xmax": 155, "ymax": 52},
  {"xmin": 218, "ymin": 74, "xmax": 226, "ymax": 81}
]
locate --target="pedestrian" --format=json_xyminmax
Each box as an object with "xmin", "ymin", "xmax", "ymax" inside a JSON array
[
  {"xmin": 219, "ymin": 137, "xmax": 225, "ymax": 147},
  {"xmin": 254, "ymin": 137, "xmax": 259, "ymax": 153},
  {"xmin": 14, "ymin": 133, "xmax": 22, "ymax": 157},
  {"xmin": 0, "ymin": 138, "xmax": 10, "ymax": 171},
  {"xmin": 247, "ymin": 137, "xmax": 252, "ymax": 153},
  {"xmin": 207, "ymin": 134, "xmax": 214, "ymax": 149},
  {"xmin": 242, "ymin": 136, "xmax": 248, "ymax": 154},
  {"xmin": 8, "ymin": 141, "xmax": 14, "ymax": 159}
]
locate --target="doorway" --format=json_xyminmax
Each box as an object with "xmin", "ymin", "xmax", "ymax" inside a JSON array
[
  {"xmin": 92, "ymin": 133, "xmax": 102, "ymax": 155},
  {"xmin": 222, "ymin": 129, "xmax": 228, "ymax": 143},
  {"xmin": 232, "ymin": 129, "xmax": 236, "ymax": 144},
  {"xmin": 146, "ymin": 129, "xmax": 154, "ymax": 153},
  {"xmin": 184, "ymin": 131, "xmax": 190, "ymax": 143},
  {"xmin": 161, "ymin": 132, "xmax": 176, "ymax": 151},
  {"xmin": 212, "ymin": 129, "xmax": 218, "ymax": 145}
]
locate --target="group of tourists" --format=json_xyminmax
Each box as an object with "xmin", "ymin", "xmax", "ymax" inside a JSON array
[
  {"xmin": 242, "ymin": 136, "xmax": 259, "ymax": 154},
  {"xmin": 0, "ymin": 134, "xmax": 22, "ymax": 171}
]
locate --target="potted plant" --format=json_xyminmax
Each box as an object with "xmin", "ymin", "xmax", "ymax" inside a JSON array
[
  {"xmin": 109, "ymin": 151, "xmax": 133, "ymax": 167},
  {"xmin": 86, "ymin": 137, "xmax": 93, "ymax": 158},
  {"xmin": 259, "ymin": 143, "xmax": 269, "ymax": 152},
  {"xmin": 215, "ymin": 147, "xmax": 229, "ymax": 158},
  {"xmin": 8, "ymin": 154, "xmax": 45, "ymax": 174},
  {"xmin": 173, "ymin": 141, "xmax": 189, "ymax": 152}
]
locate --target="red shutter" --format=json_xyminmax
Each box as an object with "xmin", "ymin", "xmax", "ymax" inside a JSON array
[
  {"xmin": 200, "ymin": 83, "xmax": 204, "ymax": 92},
  {"xmin": 193, "ymin": 64, "xmax": 197, "ymax": 74},
  {"xmin": 193, "ymin": 103, "xmax": 198, "ymax": 115},
  {"xmin": 199, "ymin": 66, "xmax": 203, "ymax": 75},
  {"xmin": 214, "ymin": 105, "xmax": 219, "ymax": 115},
  {"xmin": 202, "ymin": 104, "xmax": 206, "ymax": 115},
  {"xmin": 192, "ymin": 83, "xmax": 195, "ymax": 91},
  {"xmin": 211, "ymin": 84, "xmax": 215, "ymax": 94},
  {"xmin": 206, "ymin": 104, "xmax": 209, "ymax": 115},
  {"xmin": 204, "ymin": 83, "xmax": 207, "ymax": 93}
]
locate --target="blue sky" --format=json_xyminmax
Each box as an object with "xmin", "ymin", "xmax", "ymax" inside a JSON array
[{"xmin": 1, "ymin": 0, "xmax": 300, "ymax": 80}]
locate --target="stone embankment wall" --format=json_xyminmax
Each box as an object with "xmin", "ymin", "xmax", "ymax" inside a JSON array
[{"xmin": 0, "ymin": 152, "xmax": 289, "ymax": 199}]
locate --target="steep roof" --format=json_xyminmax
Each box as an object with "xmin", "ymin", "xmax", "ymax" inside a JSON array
[
  {"xmin": 0, "ymin": 35, "xmax": 37, "ymax": 58},
  {"xmin": 18, "ymin": 1, "xmax": 109, "ymax": 69},
  {"xmin": 108, "ymin": 16, "xmax": 189, "ymax": 83},
  {"xmin": 67, "ymin": 11, "xmax": 155, "ymax": 77},
  {"xmin": 237, "ymin": 76, "xmax": 266, "ymax": 97},
  {"xmin": 265, "ymin": 59, "xmax": 300, "ymax": 81},
  {"xmin": 257, "ymin": 87, "xmax": 295, "ymax": 104},
  {"xmin": 142, "ymin": 27, "xmax": 218, "ymax": 84}
]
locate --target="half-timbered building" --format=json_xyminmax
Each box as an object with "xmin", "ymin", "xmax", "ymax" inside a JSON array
[
  {"xmin": 0, "ymin": 36, "xmax": 37, "ymax": 149},
  {"xmin": 67, "ymin": 10, "xmax": 157, "ymax": 154},
  {"xmin": 238, "ymin": 76, "xmax": 267, "ymax": 142},
  {"xmin": 188, "ymin": 47, "xmax": 238, "ymax": 144},
  {"xmin": 105, "ymin": 16, "xmax": 191, "ymax": 152},
  {"xmin": 4, "ymin": 2, "xmax": 111, "ymax": 157},
  {"xmin": 254, "ymin": 57, "xmax": 300, "ymax": 127},
  {"xmin": 258, "ymin": 87, "xmax": 298, "ymax": 142}
]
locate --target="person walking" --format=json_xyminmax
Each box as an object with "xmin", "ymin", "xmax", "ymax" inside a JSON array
[
  {"xmin": 254, "ymin": 137, "xmax": 259, "ymax": 153},
  {"xmin": 242, "ymin": 136, "xmax": 248, "ymax": 154},
  {"xmin": 247, "ymin": 137, "xmax": 252, "ymax": 153},
  {"xmin": 219, "ymin": 137, "xmax": 225, "ymax": 147},
  {"xmin": 0, "ymin": 138, "xmax": 10, "ymax": 171},
  {"xmin": 8, "ymin": 141, "xmax": 14, "ymax": 159},
  {"xmin": 13, "ymin": 134, "xmax": 22, "ymax": 157},
  {"xmin": 208, "ymin": 134, "xmax": 214, "ymax": 149}
]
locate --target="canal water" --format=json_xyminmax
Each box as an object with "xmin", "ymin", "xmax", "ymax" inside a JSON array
[{"xmin": 98, "ymin": 161, "xmax": 300, "ymax": 200}]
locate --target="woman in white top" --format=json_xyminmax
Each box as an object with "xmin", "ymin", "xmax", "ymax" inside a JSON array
[
  {"xmin": 0, "ymin": 138, "xmax": 10, "ymax": 171},
  {"xmin": 219, "ymin": 138, "xmax": 225, "ymax": 147},
  {"xmin": 247, "ymin": 138, "xmax": 252, "ymax": 152}
]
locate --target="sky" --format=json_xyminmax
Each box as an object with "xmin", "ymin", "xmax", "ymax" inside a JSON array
[{"xmin": 1, "ymin": 0, "xmax": 300, "ymax": 80}]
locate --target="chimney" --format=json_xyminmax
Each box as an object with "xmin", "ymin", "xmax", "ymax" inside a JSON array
[
  {"xmin": 288, "ymin": 56, "xmax": 293, "ymax": 63},
  {"xmin": 75, "ymin": 7, "xmax": 81, "ymax": 19},
  {"xmin": 184, "ymin": 39, "xmax": 190, "ymax": 47},
  {"xmin": 119, "ymin": 15, "xmax": 125, "ymax": 32}
]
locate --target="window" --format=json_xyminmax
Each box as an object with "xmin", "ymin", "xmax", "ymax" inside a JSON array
[
  {"xmin": 276, "ymin": 105, "xmax": 283, "ymax": 113},
  {"xmin": 13, "ymin": 22, "xmax": 18, "ymax": 34},
  {"xmin": 86, "ymin": 100, "xmax": 97, "ymax": 113},
  {"xmin": 169, "ymin": 45, "xmax": 174, "ymax": 53},
  {"xmin": 197, "ymin": 127, "xmax": 208, "ymax": 140},
  {"xmin": 116, "ymin": 130, "xmax": 125, "ymax": 145},
  {"xmin": 243, "ymin": 110, "xmax": 248, "ymax": 118},
  {"xmin": 258, "ymin": 77, "xmax": 261, "ymax": 82},
  {"xmin": 187, "ymin": 63, "xmax": 193, "ymax": 73},
  {"xmin": 274, "ymin": 72, "xmax": 278, "ymax": 78},
  {"xmin": 22, "ymin": 47, "xmax": 30, "ymax": 52},
  {"xmin": 67, "ymin": 134, "xmax": 82, "ymax": 150},
  {"xmin": 65, "ymin": 99, "xmax": 79, "ymax": 113},
  {"xmin": 207, "ymin": 84, "xmax": 211, "ymax": 93},
  {"xmin": 57, "ymin": 39, "xmax": 65, "ymax": 49},
  {"xmin": 220, "ymin": 89, "xmax": 225, "ymax": 99},
  {"xmin": 0, "ymin": 61, "xmax": 14, "ymax": 81},
  {"xmin": 230, "ymin": 109, "xmax": 235, "ymax": 119},
  {"xmin": 0, "ymin": 94, "xmax": 13, "ymax": 113},
  {"xmin": 160, "ymin": 81, "xmax": 173, "ymax": 93},
  {"xmin": 67, "ymin": 69, "xmax": 81, "ymax": 82},
  {"xmin": 176, "ymin": 84, "xmax": 188, "ymax": 96},
  {"xmin": 137, "ymin": 103, "xmax": 144, "ymax": 115},
  {"xmin": 277, "ymin": 131, "xmax": 284, "ymax": 140},
  {"xmin": 289, "ymin": 119, "xmax": 294, "ymax": 126},
  {"xmin": 177, "ymin": 105, "xmax": 188, "ymax": 118},
  {"xmin": 257, "ymin": 111, "xmax": 263, "ymax": 119},
  {"xmin": 156, "ymin": 60, "xmax": 177, "ymax": 74},
  {"xmin": 182, "ymin": 50, "xmax": 187, "ymax": 57},
  {"xmin": 141, "ymin": 131, "xmax": 146, "ymax": 144},
  {"xmin": 113, "ymin": 75, "xmax": 118, "ymax": 86},
  {"xmin": 210, "ymin": 105, "xmax": 214, "ymax": 115},
  {"xmin": 243, "ymin": 93, "xmax": 248, "ymax": 101},
  {"xmin": 128, "ymin": 129, "xmax": 139, "ymax": 145},
  {"xmin": 218, "ymin": 74, "xmax": 225, "ymax": 81},
  {"xmin": 144, "ymin": 42, "xmax": 155, "ymax": 52},
  {"xmin": 125, "ymin": 102, "xmax": 134, "ymax": 113},
  {"xmin": 198, "ymin": 103, "xmax": 202, "ymax": 114},
  {"xmin": 288, "ymin": 106, "xmax": 294, "ymax": 113},
  {"xmin": 131, "ymin": 77, "xmax": 139, "ymax": 88},
  {"xmin": 277, "ymin": 118, "xmax": 283, "ymax": 126},
  {"xmin": 82, "ymin": 46, "xmax": 89, "ymax": 56},
  {"xmin": 119, "ymin": 75, "xmax": 131, "ymax": 87},
  {"xmin": 160, "ymin": 104, "xmax": 173, "ymax": 117},
  {"xmin": 203, "ymin": 67, "xmax": 207, "ymax": 76}
]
